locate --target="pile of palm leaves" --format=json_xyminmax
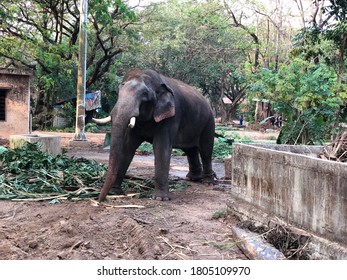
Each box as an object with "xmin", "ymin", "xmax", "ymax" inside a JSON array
[
  {"xmin": 0, "ymin": 142, "xmax": 188, "ymax": 202},
  {"xmin": 0, "ymin": 142, "xmax": 107, "ymax": 201}
]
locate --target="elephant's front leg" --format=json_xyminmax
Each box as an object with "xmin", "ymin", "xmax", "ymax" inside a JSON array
[{"xmin": 152, "ymin": 136, "xmax": 173, "ymax": 201}]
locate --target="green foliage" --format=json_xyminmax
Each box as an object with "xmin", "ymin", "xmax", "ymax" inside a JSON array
[
  {"xmin": 213, "ymin": 140, "xmax": 232, "ymax": 159},
  {"xmin": 250, "ymin": 58, "xmax": 345, "ymax": 144},
  {"xmin": 1, "ymin": 0, "xmax": 345, "ymax": 136},
  {"xmin": 212, "ymin": 209, "xmax": 226, "ymax": 219},
  {"xmin": 137, "ymin": 136, "xmax": 234, "ymax": 160},
  {"xmin": 85, "ymin": 122, "xmax": 100, "ymax": 133},
  {"xmin": 0, "ymin": 0, "xmax": 137, "ymax": 128},
  {"xmin": 291, "ymin": 26, "xmax": 325, "ymax": 62},
  {"xmin": 121, "ymin": 178, "xmax": 155, "ymax": 198},
  {"xmin": 172, "ymin": 149, "xmax": 185, "ymax": 156},
  {"xmin": 47, "ymin": 127, "xmax": 75, "ymax": 133},
  {"xmin": 0, "ymin": 142, "xmax": 107, "ymax": 200},
  {"xmin": 215, "ymin": 124, "xmax": 232, "ymax": 134},
  {"xmin": 215, "ymin": 125, "xmax": 252, "ymax": 142},
  {"xmin": 169, "ymin": 181, "xmax": 190, "ymax": 192},
  {"xmin": 213, "ymin": 125, "xmax": 256, "ymax": 159},
  {"xmin": 137, "ymin": 142, "xmax": 153, "ymax": 154},
  {"xmin": 61, "ymin": 102, "xmax": 76, "ymax": 128},
  {"xmin": 121, "ymin": 178, "xmax": 190, "ymax": 199},
  {"xmin": 117, "ymin": 0, "xmax": 250, "ymax": 108},
  {"xmin": 0, "ymin": 142, "xmax": 194, "ymax": 201}
]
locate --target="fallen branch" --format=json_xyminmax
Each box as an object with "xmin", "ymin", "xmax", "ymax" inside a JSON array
[
  {"xmin": 69, "ymin": 240, "xmax": 84, "ymax": 252},
  {"xmin": 11, "ymin": 194, "xmax": 70, "ymax": 202},
  {"xmin": 90, "ymin": 199, "xmax": 145, "ymax": 208},
  {"xmin": 320, "ymin": 130, "xmax": 347, "ymax": 162},
  {"xmin": 105, "ymin": 193, "xmax": 140, "ymax": 200}
]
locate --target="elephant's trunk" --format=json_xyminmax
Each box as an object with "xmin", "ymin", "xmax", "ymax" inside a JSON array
[
  {"xmin": 98, "ymin": 120, "xmax": 126, "ymax": 201},
  {"xmin": 98, "ymin": 104, "xmax": 139, "ymax": 202}
]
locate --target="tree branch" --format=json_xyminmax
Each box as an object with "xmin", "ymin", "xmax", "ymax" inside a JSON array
[
  {"xmin": 86, "ymin": 48, "xmax": 123, "ymax": 87},
  {"xmin": 223, "ymin": 0, "xmax": 259, "ymax": 69}
]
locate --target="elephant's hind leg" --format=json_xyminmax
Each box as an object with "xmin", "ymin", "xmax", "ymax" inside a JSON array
[
  {"xmin": 183, "ymin": 147, "xmax": 203, "ymax": 181},
  {"xmin": 199, "ymin": 122, "xmax": 216, "ymax": 184}
]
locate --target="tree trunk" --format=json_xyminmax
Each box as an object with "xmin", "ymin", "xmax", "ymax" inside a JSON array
[
  {"xmin": 220, "ymin": 101, "xmax": 238, "ymax": 123},
  {"xmin": 254, "ymin": 101, "xmax": 271, "ymax": 123}
]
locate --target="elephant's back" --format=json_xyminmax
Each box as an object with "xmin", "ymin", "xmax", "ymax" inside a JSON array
[
  {"xmin": 165, "ymin": 77, "xmax": 212, "ymax": 111},
  {"xmin": 163, "ymin": 77, "xmax": 215, "ymax": 146}
]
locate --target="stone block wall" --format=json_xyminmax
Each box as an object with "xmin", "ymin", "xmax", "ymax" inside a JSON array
[{"xmin": 230, "ymin": 143, "xmax": 346, "ymax": 246}]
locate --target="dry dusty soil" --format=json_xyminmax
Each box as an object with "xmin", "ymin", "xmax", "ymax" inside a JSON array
[{"xmin": 0, "ymin": 130, "xmax": 277, "ymax": 260}]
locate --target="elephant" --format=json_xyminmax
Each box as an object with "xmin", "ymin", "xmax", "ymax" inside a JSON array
[{"xmin": 93, "ymin": 68, "xmax": 215, "ymax": 202}]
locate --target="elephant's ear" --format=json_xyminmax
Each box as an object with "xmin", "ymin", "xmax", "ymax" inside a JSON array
[{"xmin": 153, "ymin": 83, "xmax": 175, "ymax": 123}]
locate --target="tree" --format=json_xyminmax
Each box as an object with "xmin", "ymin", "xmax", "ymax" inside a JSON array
[
  {"xmin": 291, "ymin": 0, "xmax": 347, "ymax": 137},
  {"xmin": 0, "ymin": 0, "xmax": 136, "ymax": 128},
  {"xmin": 322, "ymin": 0, "xmax": 347, "ymax": 83},
  {"xmin": 223, "ymin": 0, "xmax": 301, "ymax": 123},
  {"xmin": 118, "ymin": 0, "xmax": 251, "ymax": 122},
  {"xmin": 251, "ymin": 58, "xmax": 345, "ymax": 144},
  {"xmin": 223, "ymin": 0, "xmax": 260, "ymax": 70}
]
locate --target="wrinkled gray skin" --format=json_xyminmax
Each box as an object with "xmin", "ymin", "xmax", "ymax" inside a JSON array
[{"xmin": 96, "ymin": 69, "xmax": 215, "ymax": 202}]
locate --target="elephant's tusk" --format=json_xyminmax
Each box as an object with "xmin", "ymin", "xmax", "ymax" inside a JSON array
[
  {"xmin": 92, "ymin": 116, "xmax": 111, "ymax": 124},
  {"xmin": 128, "ymin": 117, "xmax": 136, "ymax": 128}
]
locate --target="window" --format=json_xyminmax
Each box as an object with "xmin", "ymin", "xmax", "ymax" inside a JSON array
[{"xmin": 0, "ymin": 89, "xmax": 6, "ymax": 121}]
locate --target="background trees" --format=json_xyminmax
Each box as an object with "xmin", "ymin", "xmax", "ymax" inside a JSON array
[
  {"xmin": 0, "ymin": 0, "xmax": 346, "ymax": 144},
  {"xmin": 0, "ymin": 0, "xmax": 136, "ymax": 127},
  {"xmin": 258, "ymin": 0, "xmax": 347, "ymax": 144},
  {"xmin": 130, "ymin": 0, "xmax": 250, "ymax": 122},
  {"xmin": 251, "ymin": 58, "xmax": 344, "ymax": 144}
]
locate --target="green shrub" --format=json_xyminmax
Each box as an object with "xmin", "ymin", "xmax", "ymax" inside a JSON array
[
  {"xmin": 137, "ymin": 142, "xmax": 153, "ymax": 154},
  {"xmin": 213, "ymin": 140, "xmax": 232, "ymax": 160}
]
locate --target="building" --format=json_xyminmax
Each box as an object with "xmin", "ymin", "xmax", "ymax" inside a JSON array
[{"xmin": 0, "ymin": 68, "xmax": 32, "ymax": 139}]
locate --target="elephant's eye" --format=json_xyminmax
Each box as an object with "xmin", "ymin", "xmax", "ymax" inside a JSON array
[
  {"xmin": 140, "ymin": 86, "xmax": 154, "ymax": 102},
  {"xmin": 142, "ymin": 90, "xmax": 149, "ymax": 99}
]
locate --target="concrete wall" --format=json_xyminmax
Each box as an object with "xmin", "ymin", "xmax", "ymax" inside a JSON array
[
  {"xmin": 10, "ymin": 134, "xmax": 61, "ymax": 155},
  {"xmin": 230, "ymin": 143, "xmax": 347, "ymax": 246},
  {"xmin": 0, "ymin": 68, "xmax": 31, "ymax": 138}
]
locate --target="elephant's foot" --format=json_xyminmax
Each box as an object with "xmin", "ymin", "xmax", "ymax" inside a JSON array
[
  {"xmin": 99, "ymin": 187, "xmax": 125, "ymax": 202},
  {"xmin": 109, "ymin": 186, "xmax": 125, "ymax": 195},
  {"xmin": 186, "ymin": 170, "xmax": 203, "ymax": 182},
  {"xmin": 202, "ymin": 171, "xmax": 217, "ymax": 185},
  {"xmin": 152, "ymin": 189, "xmax": 171, "ymax": 201}
]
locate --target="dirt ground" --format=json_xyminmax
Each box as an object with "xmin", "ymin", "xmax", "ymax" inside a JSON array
[{"xmin": 0, "ymin": 129, "xmax": 278, "ymax": 260}]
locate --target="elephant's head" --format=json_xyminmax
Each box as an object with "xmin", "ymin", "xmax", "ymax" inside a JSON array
[
  {"xmin": 93, "ymin": 69, "xmax": 175, "ymax": 127},
  {"xmin": 115, "ymin": 69, "xmax": 175, "ymax": 126}
]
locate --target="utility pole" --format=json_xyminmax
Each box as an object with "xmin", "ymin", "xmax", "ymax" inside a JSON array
[{"xmin": 73, "ymin": 0, "xmax": 88, "ymax": 141}]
